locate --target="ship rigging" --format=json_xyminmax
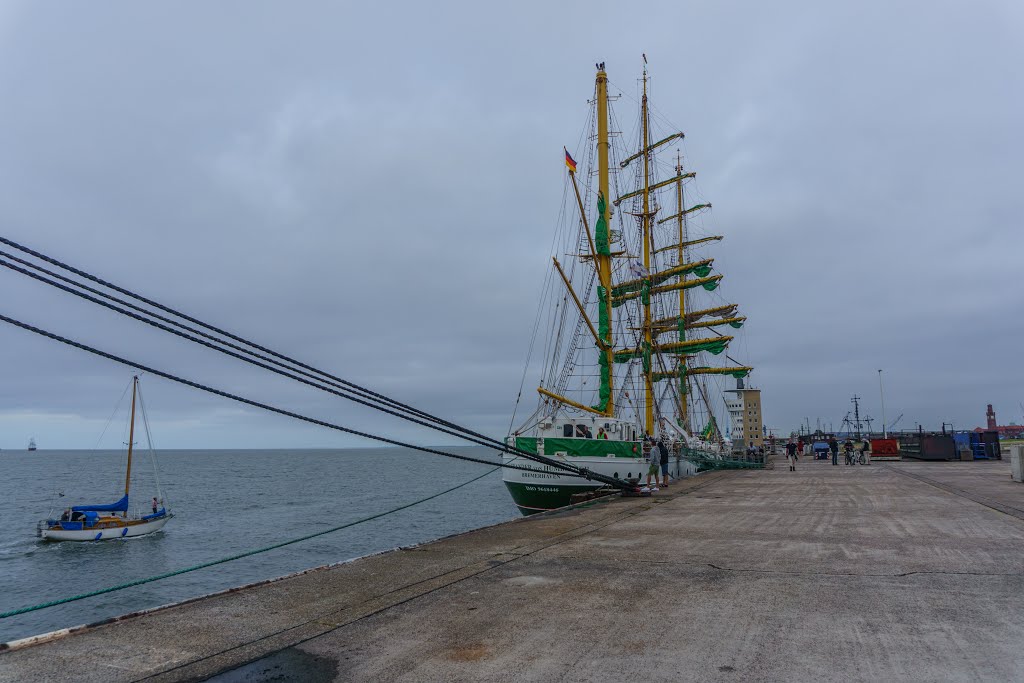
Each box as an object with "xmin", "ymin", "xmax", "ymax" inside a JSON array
[{"xmin": 505, "ymin": 61, "xmax": 759, "ymax": 514}]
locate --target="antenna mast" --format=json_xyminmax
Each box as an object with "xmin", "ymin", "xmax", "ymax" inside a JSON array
[{"xmin": 851, "ymin": 395, "xmax": 862, "ymax": 439}]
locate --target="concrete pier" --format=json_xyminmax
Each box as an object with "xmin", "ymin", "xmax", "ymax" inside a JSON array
[{"xmin": 3, "ymin": 458, "xmax": 1024, "ymax": 682}]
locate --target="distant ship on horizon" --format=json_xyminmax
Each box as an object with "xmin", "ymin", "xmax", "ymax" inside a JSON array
[{"xmin": 28, "ymin": 437, "xmax": 36, "ymax": 452}]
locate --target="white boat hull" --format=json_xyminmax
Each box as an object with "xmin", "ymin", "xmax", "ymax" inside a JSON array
[{"xmin": 40, "ymin": 515, "xmax": 171, "ymax": 542}]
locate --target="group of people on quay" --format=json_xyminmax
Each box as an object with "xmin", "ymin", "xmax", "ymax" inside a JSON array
[
  {"xmin": 641, "ymin": 436, "xmax": 673, "ymax": 491},
  {"xmin": 785, "ymin": 436, "xmax": 871, "ymax": 470}
]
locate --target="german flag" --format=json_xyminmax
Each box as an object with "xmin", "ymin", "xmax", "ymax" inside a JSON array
[{"xmin": 564, "ymin": 148, "xmax": 577, "ymax": 174}]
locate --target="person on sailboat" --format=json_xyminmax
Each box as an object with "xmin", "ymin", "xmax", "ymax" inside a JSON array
[
  {"xmin": 152, "ymin": 497, "xmax": 159, "ymax": 514},
  {"xmin": 597, "ymin": 427, "xmax": 608, "ymax": 440}
]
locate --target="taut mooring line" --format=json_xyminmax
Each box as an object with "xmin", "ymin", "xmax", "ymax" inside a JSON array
[
  {"xmin": 0, "ymin": 236, "xmax": 627, "ymax": 489},
  {"xmin": 0, "ymin": 312, "xmax": 568, "ymax": 476}
]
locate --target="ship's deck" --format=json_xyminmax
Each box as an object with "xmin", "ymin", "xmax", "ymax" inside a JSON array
[{"xmin": 3, "ymin": 458, "xmax": 1023, "ymax": 682}]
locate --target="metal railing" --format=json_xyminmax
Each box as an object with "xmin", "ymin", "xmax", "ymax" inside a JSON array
[{"xmin": 678, "ymin": 447, "xmax": 765, "ymax": 470}]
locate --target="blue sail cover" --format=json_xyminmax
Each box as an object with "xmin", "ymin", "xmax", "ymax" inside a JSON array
[{"xmin": 72, "ymin": 495, "xmax": 128, "ymax": 513}]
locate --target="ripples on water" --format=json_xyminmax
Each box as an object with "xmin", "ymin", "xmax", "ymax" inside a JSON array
[{"xmin": 0, "ymin": 448, "xmax": 518, "ymax": 643}]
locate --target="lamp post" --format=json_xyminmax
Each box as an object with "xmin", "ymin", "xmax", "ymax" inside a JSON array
[{"xmin": 878, "ymin": 369, "xmax": 887, "ymax": 439}]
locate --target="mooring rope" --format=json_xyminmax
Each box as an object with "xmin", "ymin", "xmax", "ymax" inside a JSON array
[
  {"xmin": 0, "ymin": 313, "xmax": 564, "ymax": 476},
  {"xmin": 0, "ymin": 254, "xmax": 535, "ymax": 459},
  {"xmin": 0, "ymin": 237, "xmax": 533, "ymax": 453},
  {"xmin": 0, "ymin": 241, "xmax": 628, "ymax": 487},
  {"xmin": 1, "ymin": 467, "xmax": 500, "ymax": 620}
]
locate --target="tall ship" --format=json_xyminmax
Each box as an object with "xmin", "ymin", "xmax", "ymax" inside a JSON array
[{"xmin": 504, "ymin": 61, "xmax": 757, "ymax": 515}]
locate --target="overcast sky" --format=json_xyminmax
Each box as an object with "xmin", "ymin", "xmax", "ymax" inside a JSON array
[{"xmin": 1, "ymin": 1, "xmax": 1022, "ymax": 449}]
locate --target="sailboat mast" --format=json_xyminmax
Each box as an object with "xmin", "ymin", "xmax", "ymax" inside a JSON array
[
  {"xmin": 675, "ymin": 151, "xmax": 689, "ymax": 432},
  {"xmin": 641, "ymin": 69, "xmax": 654, "ymax": 437},
  {"xmin": 124, "ymin": 375, "xmax": 138, "ymax": 506},
  {"xmin": 595, "ymin": 65, "xmax": 614, "ymax": 417}
]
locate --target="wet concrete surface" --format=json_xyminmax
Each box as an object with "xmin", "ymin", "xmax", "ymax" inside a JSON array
[
  {"xmin": 207, "ymin": 647, "xmax": 337, "ymax": 683},
  {"xmin": 2, "ymin": 459, "xmax": 1023, "ymax": 682}
]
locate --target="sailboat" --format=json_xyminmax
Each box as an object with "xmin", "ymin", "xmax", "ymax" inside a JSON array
[
  {"xmin": 504, "ymin": 62, "xmax": 757, "ymax": 515},
  {"xmin": 38, "ymin": 376, "xmax": 172, "ymax": 541},
  {"xmin": 28, "ymin": 437, "xmax": 37, "ymax": 451}
]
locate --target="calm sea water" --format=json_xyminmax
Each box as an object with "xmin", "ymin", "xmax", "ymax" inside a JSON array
[{"xmin": 0, "ymin": 448, "xmax": 518, "ymax": 643}]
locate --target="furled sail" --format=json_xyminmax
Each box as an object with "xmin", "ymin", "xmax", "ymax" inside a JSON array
[
  {"xmin": 611, "ymin": 259, "xmax": 714, "ymax": 298},
  {"xmin": 654, "ymin": 235, "xmax": 723, "ymax": 254},
  {"xmin": 652, "ymin": 366, "xmax": 751, "ymax": 382},
  {"xmin": 611, "ymin": 273, "xmax": 721, "ymax": 308},
  {"xmin": 71, "ymin": 495, "xmax": 129, "ymax": 513},
  {"xmin": 652, "ymin": 304, "xmax": 739, "ymax": 330}
]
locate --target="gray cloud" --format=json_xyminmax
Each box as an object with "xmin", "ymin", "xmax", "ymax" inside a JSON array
[{"xmin": 1, "ymin": 0, "xmax": 1022, "ymax": 449}]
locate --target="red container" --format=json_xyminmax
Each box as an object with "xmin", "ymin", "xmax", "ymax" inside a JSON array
[{"xmin": 871, "ymin": 438, "xmax": 899, "ymax": 455}]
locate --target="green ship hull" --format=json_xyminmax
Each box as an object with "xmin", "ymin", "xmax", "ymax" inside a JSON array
[{"xmin": 502, "ymin": 480, "xmax": 606, "ymax": 515}]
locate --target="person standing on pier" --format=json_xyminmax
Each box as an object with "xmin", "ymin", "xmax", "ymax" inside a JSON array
[
  {"xmin": 658, "ymin": 439, "xmax": 670, "ymax": 487},
  {"xmin": 785, "ymin": 440, "xmax": 798, "ymax": 471},
  {"xmin": 829, "ymin": 437, "xmax": 839, "ymax": 466},
  {"xmin": 645, "ymin": 439, "xmax": 660, "ymax": 491}
]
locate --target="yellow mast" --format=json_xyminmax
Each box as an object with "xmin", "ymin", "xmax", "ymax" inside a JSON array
[
  {"xmin": 641, "ymin": 68, "xmax": 654, "ymax": 437},
  {"xmin": 124, "ymin": 375, "xmax": 138, "ymax": 513},
  {"xmin": 596, "ymin": 65, "xmax": 614, "ymax": 417},
  {"xmin": 675, "ymin": 150, "xmax": 689, "ymax": 432}
]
